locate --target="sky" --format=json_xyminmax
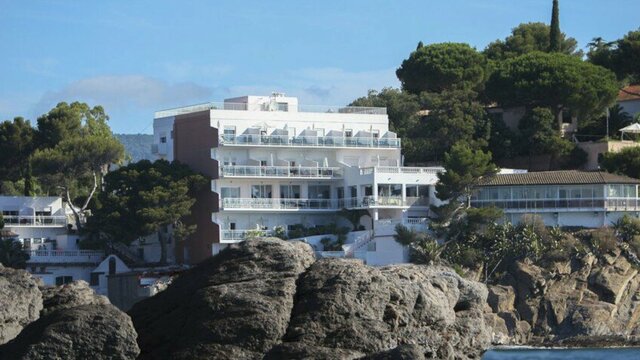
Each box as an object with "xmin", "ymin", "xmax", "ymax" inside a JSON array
[{"xmin": 1, "ymin": 0, "xmax": 638, "ymax": 134}]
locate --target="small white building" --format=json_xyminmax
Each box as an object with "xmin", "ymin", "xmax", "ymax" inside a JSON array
[
  {"xmin": 0, "ymin": 196, "xmax": 127, "ymax": 293},
  {"xmin": 472, "ymin": 170, "xmax": 640, "ymax": 227}
]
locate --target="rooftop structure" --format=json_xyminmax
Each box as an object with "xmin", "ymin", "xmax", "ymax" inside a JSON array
[{"xmin": 153, "ymin": 93, "xmax": 440, "ymax": 265}]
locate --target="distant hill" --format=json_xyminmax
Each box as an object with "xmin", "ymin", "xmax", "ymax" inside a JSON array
[{"xmin": 115, "ymin": 134, "xmax": 155, "ymax": 163}]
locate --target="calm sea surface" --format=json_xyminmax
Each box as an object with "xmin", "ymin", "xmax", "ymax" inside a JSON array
[{"xmin": 482, "ymin": 347, "xmax": 640, "ymax": 359}]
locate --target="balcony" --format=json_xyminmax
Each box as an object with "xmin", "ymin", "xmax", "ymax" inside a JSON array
[
  {"xmin": 373, "ymin": 218, "xmax": 429, "ymax": 236},
  {"xmin": 360, "ymin": 166, "xmax": 442, "ymax": 175},
  {"xmin": 470, "ymin": 197, "xmax": 640, "ymax": 212},
  {"xmin": 220, "ymin": 165, "xmax": 342, "ymax": 179},
  {"xmin": 3, "ymin": 216, "xmax": 68, "ymax": 227},
  {"xmin": 340, "ymin": 196, "xmax": 430, "ymax": 209},
  {"xmin": 221, "ymin": 198, "xmax": 339, "ymax": 211},
  {"xmin": 221, "ymin": 229, "xmax": 274, "ymax": 242},
  {"xmin": 220, "ymin": 135, "xmax": 400, "ymax": 149},
  {"xmin": 26, "ymin": 250, "xmax": 105, "ymax": 264}
]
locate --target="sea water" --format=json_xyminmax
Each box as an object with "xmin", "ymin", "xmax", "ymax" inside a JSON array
[{"xmin": 482, "ymin": 347, "xmax": 640, "ymax": 359}]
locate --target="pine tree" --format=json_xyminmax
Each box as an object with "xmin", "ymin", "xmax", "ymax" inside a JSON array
[{"xmin": 549, "ymin": 0, "xmax": 561, "ymax": 52}]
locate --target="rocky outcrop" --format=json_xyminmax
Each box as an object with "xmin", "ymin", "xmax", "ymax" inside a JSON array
[
  {"xmin": 489, "ymin": 251, "xmax": 640, "ymax": 344},
  {"xmin": 130, "ymin": 239, "xmax": 493, "ymax": 359},
  {"xmin": 129, "ymin": 238, "xmax": 316, "ymax": 360},
  {"xmin": 0, "ymin": 265, "xmax": 43, "ymax": 345},
  {"xmin": 0, "ymin": 276, "xmax": 139, "ymax": 360}
]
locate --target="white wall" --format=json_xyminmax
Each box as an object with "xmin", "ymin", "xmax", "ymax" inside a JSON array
[{"xmin": 364, "ymin": 236, "xmax": 408, "ymax": 266}]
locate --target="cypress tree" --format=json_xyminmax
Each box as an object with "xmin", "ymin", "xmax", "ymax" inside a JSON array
[
  {"xmin": 549, "ymin": 0, "xmax": 561, "ymax": 52},
  {"xmin": 23, "ymin": 162, "xmax": 34, "ymax": 197}
]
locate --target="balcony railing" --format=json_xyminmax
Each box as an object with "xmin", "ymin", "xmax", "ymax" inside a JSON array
[
  {"xmin": 361, "ymin": 166, "xmax": 442, "ymax": 175},
  {"xmin": 222, "ymin": 198, "xmax": 338, "ymax": 211},
  {"xmin": 220, "ymin": 135, "xmax": 400, "ymax": 149},
  {"xmin": 471, "ymin": 197, "xmax": 640, "ymax": 212},
  {"xmin": 221, "ymin": 229, "xmax": 274, "ymax": 241},
  {"xmin": 3, "ymin": 216, "xmax": 68, "ymax": 227},
  {"xmin": 373, "ymin": 218, "xmax": 429, "ymax": 236},
  {"xmin": 220, "ymin": 165, "xmax": 342, "ymax": 179},
  {"xmin": 155, "ymin": 102, "xmax": 386, "ymax": 118},
  {"xmin": 26, "ymin": 250, "xmax": 105, "ymax": 263}
]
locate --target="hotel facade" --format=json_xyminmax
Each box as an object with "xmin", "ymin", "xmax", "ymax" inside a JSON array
[{"xmin": 152, "ymin": 93, "xmax": 440, "ymax": 265}]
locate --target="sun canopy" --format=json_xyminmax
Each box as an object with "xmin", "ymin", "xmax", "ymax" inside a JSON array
[{"xmin": 619, "ymin": 123, "xmax": 640, "ymax": 140}]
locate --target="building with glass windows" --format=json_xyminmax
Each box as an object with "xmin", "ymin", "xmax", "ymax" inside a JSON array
[
  {"xmin": 471, "ymin": 170, "xmax": 640, "ymax": 227},
  {"xmin": 152, "ymin": 93, "xmax": 441, "ymax": 265}
]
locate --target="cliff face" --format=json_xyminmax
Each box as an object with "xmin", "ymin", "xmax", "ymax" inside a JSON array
[
  {"xmin": 486, "ymin": 250, "xmax": 640, "ymax": 345},
  {"xmin": 129, "ymin": 238, "xmax": 493, "ymax": 359}
]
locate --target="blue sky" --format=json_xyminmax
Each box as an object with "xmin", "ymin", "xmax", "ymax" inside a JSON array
[{"xmin": 1, "ymin": 0, "xmax": 638, "ymax": 134}]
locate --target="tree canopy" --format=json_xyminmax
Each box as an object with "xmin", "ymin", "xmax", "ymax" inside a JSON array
[
  {"xmin": 0, "ymin": 117, "xmax": 35, "ymax": 186},
  {"xmin": 484, "ymin": 22, "xmax": 581, "ymax": 61},
  {"xmin": 485, "ymin": 51, "xmax": 619, "ymax": 124},
  {"xmin": 601, "ymin": 147, "xmax": 640, "ymax": 179},
  {"xmin": 588, "ymin": 29, "xmax": 640, "ymax": 84},
  {"xmin": 396, "ymin": 43, "xmax": 489, "ymax": 94},
  {"xmin": 87, "ymin": 160, "xmax": 207, "ymax": 264},
  {"xmin": 349, "ymin": 88, "xmax": 421, "ymax": 137}
]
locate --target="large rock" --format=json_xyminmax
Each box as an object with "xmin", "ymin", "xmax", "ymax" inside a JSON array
[
  {"xmin": 129, "ymin": 238, "xmax": 316, "ymax": 360},
  {"xmin": 40, "ymin": 280, "xmax": 110, "ymax": 316},
  {"xmin": 277, "ymin": 260, "xmax": 491, "ymax": 359},
  {"xmin": 0, "ymin": 304, "xmax": 139, "ymax": 360},
  {"xmin": 0, "ymin": 265, "xmax": 43, "ymax": 344}
]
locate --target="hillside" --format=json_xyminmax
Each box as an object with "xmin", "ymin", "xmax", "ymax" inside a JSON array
[{"xmin": 115, "ymin": 134, "xmax": 155, "ymax": 163}]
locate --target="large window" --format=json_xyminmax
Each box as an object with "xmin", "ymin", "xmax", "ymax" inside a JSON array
[
  {"xmin": 55, "ymin": 276, "xmax": 73, "ymax": 286},
  {"xmin": 308, "ymin": 185, "xmax": 330, "ymax": 199},
  {"xmin": 251, "ymin": 185, "xmax": 272, "ymax": 199},
  {"xmin": 221, "ymin": 187, "xmax": 240, "ymax": 198},
  {"xmin": 378, "ymin": 184, "xmax": 402, "ymax": 197},
  {"xmin": 280, "ymin": 185, "xmax": 301, "ymax": 199}
]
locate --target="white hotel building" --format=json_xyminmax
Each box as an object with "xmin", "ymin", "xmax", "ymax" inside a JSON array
[{"xmin": 153, "ymin": 93, "xmax": 441, "ymax": 265}]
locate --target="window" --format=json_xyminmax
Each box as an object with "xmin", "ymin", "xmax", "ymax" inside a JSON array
[
  {"xmin": 308, "ymin": 185, "xmax": 330, "ymax": 199},
  {"xmin": 251, "ymin": 185, "xmax": 272, "ymax": 198},
  {"xmin": 223, "ymin": 126, "xmax": 236, "ymax": 136},
  {"xmin": 337, "ymin": 187, "xmax": 344, "ymax": 199},
  {"xmin": 229, "ymin": 222, "xmax": 236, "ymax": 230},
  {"xmin": 372, "ymin": 129, "xmax": 380, "ymax": 138},
  {"xmin": 160, "ymin": 136, "xmax": 167, "ymax": 144},
  {"xmin": 55, "ymin": 276, "xmax": 73, "ymax": 286},
  {"xmin": 378, "ymin": 184, "xmax": 402, "ymax": 197},
  {"xmin": 345, "ymin": 129, "xmax": 353, "ymax": 138},
  {"xmin": 260, "ymin": 160, "xmax": 268, "ymax": 167},
  {"xmin": 221, "ymin": 187, "xmax": 240, "ymax": 199},
  {"xmin": 349, "ymin": 186, "xmax": 357, "ymax": 198},
  {"xmin": 90, "ymin": 272, "xmax": 102, "ymax": 286},
  {"xmin": 277, "ymin": 102, "xmax": 289, "ymax": 112},
  {"xmin": 280, "ymin": 185, "xmax": 301, "ymax": 199}
]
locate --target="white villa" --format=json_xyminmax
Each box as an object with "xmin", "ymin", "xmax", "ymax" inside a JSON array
[
  {"xmin": 0, "ymin": 196, "xmax": 128, "ymax": 294},
  {"xmin": 472, "ymin": 170, "xmax": 640, "ymax": 227},
  {"xmin": 153, "ymin": 93, "xmax": 441, "ymax": 265}
]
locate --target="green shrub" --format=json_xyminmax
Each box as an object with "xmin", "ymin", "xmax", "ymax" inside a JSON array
[
  {"xmin": 590, "ymin": 228, "xmax": 618, "ymax": 254},
  {"xmin": 273, "ymin": 226, "xmax": 288, "ymax": 240},
  {"xmin": 613, "ymin": 215, "xmax": 640, "ymax": 242}
]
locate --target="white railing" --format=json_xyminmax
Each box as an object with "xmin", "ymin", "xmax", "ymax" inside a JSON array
[
  {"xmin": 337, "ymin": 196, "xmax": 428, "ymax": 208},
  {"xmin": 471, "ymin": 197, "xmax": 640, "ymax": 211},
  {"xmin": 155, "ymin": 102, "xmax": 386, "ymax": 118},
  {"xmin": 220, "ymin": 165, "xmax": 342, "ymax": 179},
  {"xmin": 3, "ymin": 216, "xmax": 68, "ymax": 227},
  {"xmin": 220, "ymin": 135, "xmax": 400, "ymax": 149},
  {"xmin": 345, "ymin": 230, "xmax": 374, "ymax": 257},
  {"xmin": 222, "ymin": 198, "xmax": 339, "ymax": 210},
  {"xmin": 26, "ymin": 250, "xmax": 105, "ymax": 263},
  {"xmin": 372, "ymin": 166, "xmax": 442, "ymax": 174},
  {"xmin": 373, "ymin": 218, "xmax": 429, "ymax": 237},
  {"xmin": 221, "ymin": 229, "xmax": 274, "ymax": 241}
]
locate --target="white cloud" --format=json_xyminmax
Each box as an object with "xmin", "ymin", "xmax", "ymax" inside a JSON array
[{"xmin": 34, "ymin": 75, "xmax": 216, "ymax": 114}]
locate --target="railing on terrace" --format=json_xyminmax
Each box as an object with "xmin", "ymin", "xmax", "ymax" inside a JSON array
[
  {"xmin": 220, "ymin": 134, "xmax": 400, "ymax": 149},
  {"xmin": 370, "ymin": 166, "xmax": 442, "ymax": 175},
  {"xmin": 3, "ymin": 216, "xmax": 68, "ymax": 227},
  {"xmin": 471, "ymin": 197, "xmax": 640, "ymax": 211},
  {"xmin": 337, "ymin": 196, "xmax": 429, "ymax": 208},
  {"xmin": 222, "ymin": 198, "xmax": 338, "ymax": 210},
  {"xmin": 221, "ymin": 229, "xmax": 274, "ymax": 241},
  {"xmin": 345, "ymin": 230, "xmax": 374, "ymax": 257},
  {"xmin": 26, "ymin": 250, "xmax": 105, "ymax": 263},
  {"xmin": 155, "ymin": 102, "xmax": 386, "ymax": 118},
  {"xmin": 315, "ymin": 251, "xmax": 347, "ymax": 258},
  {"xmin": 220, "ymin": 165, "xmax": 342, "ymax": 179}
]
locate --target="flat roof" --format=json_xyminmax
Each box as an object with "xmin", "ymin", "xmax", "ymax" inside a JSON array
[{"xmin": 480, "ymin": 170, "xmax": 640, "ymax": 186}]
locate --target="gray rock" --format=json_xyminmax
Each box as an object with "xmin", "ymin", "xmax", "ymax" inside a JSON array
[
  {"xmin": 0, "ymin": 304, "xmax": 139, "ymax": 360},
  {"xmin": 281, "ymin": 260, "xmax": 492, "ymax": 359},
  {"xmin": 40, "ymin": 280, "xmax": 110, "ymax": 316},
  {"xmin": 361, "ymin": 344, "xmax": 426, "ymax": 360},
  {"xmin": 0, "ymin": 265, "xmax": 43, "ymax": 344},
  {"xmin": 129, "ymin": 238, "xmax": 315, "ymax": 360}
]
